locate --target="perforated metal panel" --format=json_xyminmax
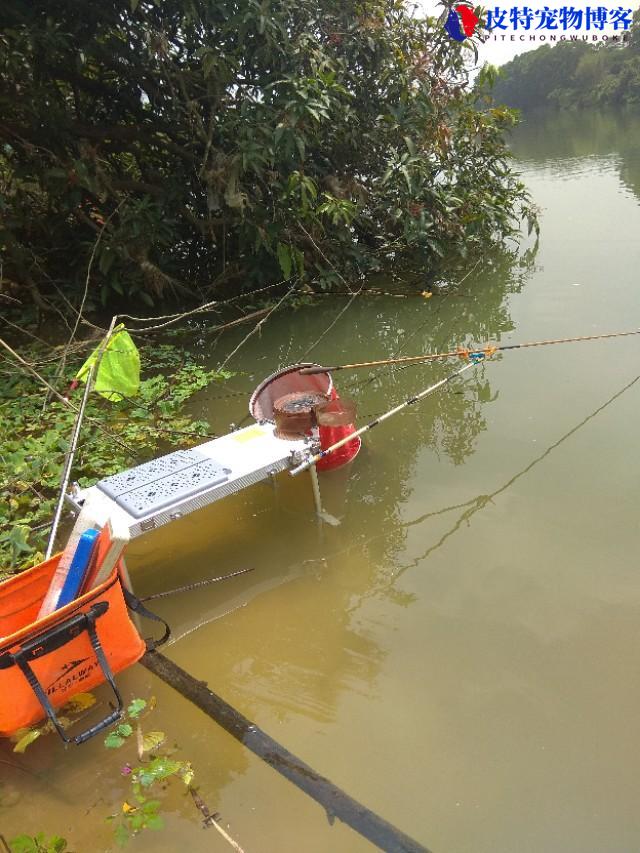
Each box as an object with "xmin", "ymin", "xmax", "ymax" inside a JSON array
[
  {"xmin": 96, "ymin": 449, "xmax": 229, "ymax": 518},
  {"xmin": 97, "ymin": 449, "xmax": 206, "ymax": 497},
  {"xmin": 79, "ymin": 422, "xmax": 311, "ymax": 537}
]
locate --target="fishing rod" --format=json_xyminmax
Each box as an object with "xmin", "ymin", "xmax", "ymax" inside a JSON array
[
  {"xmin": 298, "ymin": 328, "xmax": 640, "ymax": 375},
  {"xmin": 45, "ymin": 363, "xmax": 94, "ymax": 559},
  {"xmin": 140, "ymin": 567, "xmax": 254, "ymax": 602},
  {"xmin": 290, "ymin": 357, "xmax": 482, "ymax": 476},
  {"xmin": 45, "ymin": 319, "xmax": 119, "ymax": 558}
]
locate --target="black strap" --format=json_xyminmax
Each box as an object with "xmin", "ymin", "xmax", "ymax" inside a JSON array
[
  {"xmin": 0, "ymin": 584, "xmax": 170, "ymax": 745},
  {"xmin": 11, "ymin": 604, "xmax": 124, "ymax": 745},
  {"xmin": 123, "ymin": 587, "xmax": 171, "ymax": 649}
]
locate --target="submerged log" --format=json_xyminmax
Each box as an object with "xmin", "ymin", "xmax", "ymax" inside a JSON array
[{"xmin": 141, "ymin": 649, "xmax": 431, "ymax": 853}]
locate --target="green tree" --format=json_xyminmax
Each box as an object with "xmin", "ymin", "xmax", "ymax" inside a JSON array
[
  {"xmin": 491, "ymin": 10, "xmax": 640, "ymax": 110},
  {"xmin": 1, "ymin": 0, "xmax": 534, "ymax": 313}
]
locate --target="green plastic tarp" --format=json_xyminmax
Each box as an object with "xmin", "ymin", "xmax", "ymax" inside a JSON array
[{"xmin": 75, "ymin": 324, "xmax": 140, "ymax": 402}]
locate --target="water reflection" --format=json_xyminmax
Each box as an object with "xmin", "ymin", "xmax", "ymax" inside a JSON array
[
  {"xmin": 144, "ymin": 238, "xmax": 538, "ymax": 644},
  {"xmin": 92, "ymin": 237, "xmax": 539, "ymax": 847},
  {"xmin": 4, "ymin": 108, "xmax": 640, "ymax": 852},
  {"xmin": 512, "ymin": 109, "xmax": 640, "ymax": 201},
  {"xmin": 392, "ymin": 372, "xmax": 640, "ymax": 579}
]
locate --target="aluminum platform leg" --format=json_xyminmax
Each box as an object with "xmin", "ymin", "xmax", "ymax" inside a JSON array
[{"xmin": 309, "ymin": 465, "xmax": 340, "ymax": 527}]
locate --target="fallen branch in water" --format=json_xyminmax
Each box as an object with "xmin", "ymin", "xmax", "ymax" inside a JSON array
[{"xmin": 141, "ymin": 649, "xmax": 430, "ymax": 853}]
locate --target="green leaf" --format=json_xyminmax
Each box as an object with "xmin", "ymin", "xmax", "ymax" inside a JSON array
[
  {"xmin": 403, "ymin": 136, "xmax": 416, "ymax": 156},
  {"xmin": 8, "ymin": 836, "xmax": 38, "ymax": 853},
  {"xmin": 114, "ymin": 824, "xmax": 130, "ymax": 847},
  {"xmin": 8, "ymin": 835, "xmax": 67, "ymax": 853},
  {"xmin": 141, "ymin": 799, "xmax": 162, "ymax": 814},
  {"xmin": 5, "ymin": 526, "xmax": 33, "ymax": 566},
  {"xmin": 104, "ymin": 733, "xmax": 126, "ymax": 749},
  {"xmin": 292, "ymin": 247, "xmax": 305, "ymax": 277},
  {"xmin": 12, "ymin": 728, "xmax": 42, "ymax": 754},
  {"xmin": 104, "ymin": 723, "xmax": 133, "ymax": 749},
  {"xmin": 277, "ymin": 242, "xmax": 292, "ymax": 279},
  {"xmin": 141, "ymin": 731, "xmax": 165, "ymax": 752},
  {"xmin": 98, "ymin": 248, "xmax": 116, "ymax": 276},
  {"xmin": 136, "ymin": 757, "xmax": 183, "ymax": 787},
  {"xmin": 127, "ymin": 698, "xmax": 147, "ymax": 719}
]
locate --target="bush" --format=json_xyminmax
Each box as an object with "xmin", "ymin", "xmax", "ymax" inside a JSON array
[{"xmin": 0, "ymin": 0, "xmax": 534, "ymax": 311}]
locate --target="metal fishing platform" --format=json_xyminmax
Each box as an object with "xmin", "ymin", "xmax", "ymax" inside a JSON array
[
  {"xmin": 68, "ymin": 422, "xmax": 311, "ymax": 539},
  {"xmin": 64, "ymin": 362, "xmax": 361, "ymax": 546}
]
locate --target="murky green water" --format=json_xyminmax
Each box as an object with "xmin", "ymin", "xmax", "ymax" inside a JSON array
[{"xmin": 3, "ymin": 109, "xmax": 640, "ymax": 852}]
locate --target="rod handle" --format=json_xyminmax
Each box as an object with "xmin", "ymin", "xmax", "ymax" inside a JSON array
[{"xmin": 298, "ymin": 366, "xmax": 332, "ymax": 375}]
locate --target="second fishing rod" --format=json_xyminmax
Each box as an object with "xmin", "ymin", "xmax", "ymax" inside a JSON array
[
  {"xmin": 290, "ymin": 355, "xmax": 485, "ymax": 476},
  {"xmin": 298, "ymin": 328, "xmax": 640, "ymax": 376}
]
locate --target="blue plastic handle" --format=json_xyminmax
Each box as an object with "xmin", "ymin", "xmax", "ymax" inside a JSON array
[{"xmin": 56, "ymin": 528, "xmax": 100, "ymax": 610}]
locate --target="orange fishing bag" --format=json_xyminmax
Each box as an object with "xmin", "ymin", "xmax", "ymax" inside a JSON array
[{"xmin": 0, "ymin": 553, "xmax": 147, "ymax": 744}]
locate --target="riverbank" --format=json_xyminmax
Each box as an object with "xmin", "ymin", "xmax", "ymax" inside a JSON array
[{"xmin": 3, "ymin": 108, "xmax": 640, "ymax": 852}]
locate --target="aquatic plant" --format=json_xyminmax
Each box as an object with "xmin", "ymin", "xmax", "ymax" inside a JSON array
[
  {"xmin": 4, "ymin": 834, "xmax": 70, "ymax": 853},
  {"xmin": 102, "ymin": 697, "xmax": 195, "ymax": 845},
  {"xmin": 3, "ymin": 694, "xmax": 241, "ymax": 850},
  {"xmin": 0, "ymin": 340, "xmax": 231, "ymax": 572}
]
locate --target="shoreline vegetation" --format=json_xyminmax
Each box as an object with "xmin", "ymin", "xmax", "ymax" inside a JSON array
[
  {"xmin": 490, "ymin": 10, "xmax": 640, "ymax": 110},
  {"xmin": 0, "ymin": 4, "xmax": 539, "ymax": 845},
  {"xmin": 0, "ymin": 337, "xmax": 233, "ymax": 572},
  {"xmin": 0, "ymin": 0, "xmax": 541, "ymax": 573},
  {"xmin": 1, "ymin": 0, "xmax": 535, "ymax": 318}
]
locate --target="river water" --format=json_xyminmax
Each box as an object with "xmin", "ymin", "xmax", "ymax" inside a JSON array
[{"xmin": 2, "ymin": 110, "xmax": 640, "ymax": 852}]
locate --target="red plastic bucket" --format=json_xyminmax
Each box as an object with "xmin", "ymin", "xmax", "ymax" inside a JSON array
[{"xmin": 315, "ymin": 398, "xmax": 361, "ymax": 471}]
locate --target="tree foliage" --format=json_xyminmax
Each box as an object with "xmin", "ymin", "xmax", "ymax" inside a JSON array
[
  {"xmin": 1, "ymin": 0, "xmax": 535, "ymax": 311},
  {"xmin": 491, "ymin": 14, "xmax": 640, "ymax": 111}
]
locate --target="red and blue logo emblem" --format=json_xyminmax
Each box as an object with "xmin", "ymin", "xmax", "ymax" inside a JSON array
[{"xmin": 444, "ymin": 4, "xmax": 480, "ymax": 40}]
